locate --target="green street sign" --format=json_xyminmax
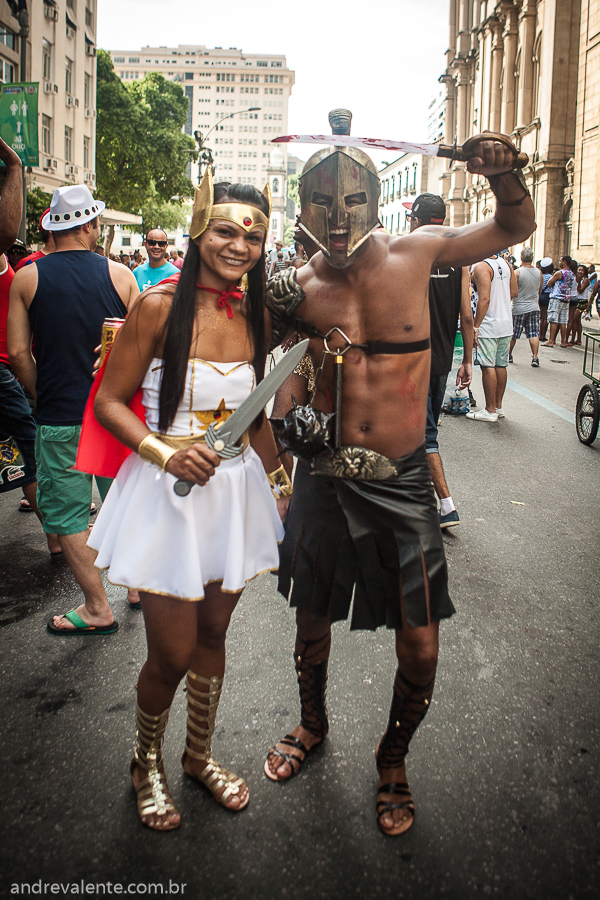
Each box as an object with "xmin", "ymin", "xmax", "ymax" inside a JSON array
[{"xmin": 0, "ymin": 82, "xmax": 39, "ymax": 166}]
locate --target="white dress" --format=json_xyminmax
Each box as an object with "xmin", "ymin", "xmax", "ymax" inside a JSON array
[{"xmin": 88, "ymin": 358, "xmax": 284, "ymax": 600}]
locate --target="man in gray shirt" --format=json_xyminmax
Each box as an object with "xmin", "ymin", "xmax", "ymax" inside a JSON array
[{"xmin": 509, "ymin": 246, "xmax": 543, "ymax": 367}]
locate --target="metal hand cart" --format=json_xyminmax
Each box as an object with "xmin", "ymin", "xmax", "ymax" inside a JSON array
[{"xmin": 575, "ymin": 332, "xmax": 600, "ymax": 444}]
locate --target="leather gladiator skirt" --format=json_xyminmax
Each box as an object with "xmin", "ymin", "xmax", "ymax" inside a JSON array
[{"xmin": 278, "ymin": 445, "xmax": 455, "ymax": 631}]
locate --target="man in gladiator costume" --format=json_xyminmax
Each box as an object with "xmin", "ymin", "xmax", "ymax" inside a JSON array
[{"xmin": 264, "ymin": 111, "xmax": 536, "ymax": 836}]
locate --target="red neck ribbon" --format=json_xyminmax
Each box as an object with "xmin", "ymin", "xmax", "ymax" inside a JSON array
[{"xmin": 196, "ymin": 283, "xmax": 243, "ymax": 319}]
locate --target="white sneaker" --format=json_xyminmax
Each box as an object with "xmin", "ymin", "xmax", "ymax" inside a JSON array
[
  {"xmin": 495, "ymin": 408, "xmax": 505, "ymax": 418},
  {"xmin": 466, "ymin": 408, "xmax": 498, "ymax": 422}
]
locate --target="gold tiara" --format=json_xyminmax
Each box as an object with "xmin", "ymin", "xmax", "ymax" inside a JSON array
[{"xmin": 189, "ymin": 168, "xmax": 272, "ymax": 240}]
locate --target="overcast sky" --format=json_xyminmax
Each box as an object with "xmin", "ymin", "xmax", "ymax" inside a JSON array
[{"xmin": 97, "ymin": 0, "xmax": 451, "ymax": 167}]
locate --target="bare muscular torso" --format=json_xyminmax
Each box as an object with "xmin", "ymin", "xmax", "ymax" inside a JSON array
[{"xmin": 295, "ymin": 231, "xmax": 437, "ymax": 459}]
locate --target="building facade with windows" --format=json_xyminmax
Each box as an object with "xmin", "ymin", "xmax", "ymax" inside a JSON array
[
  {"xmin": 1, "ymin": 0, "xmax": 98, "ymax": 194},
  {"xmin": 107, "ymin": 44, "xmax": 295, "ymax": 191},
  {"xmin": 438, "ymin": 0, "xmax": 599, "ymax": 265},
  {"xmin": 378, "ymin": 154, "xmax": 445, "ymax": 236}
]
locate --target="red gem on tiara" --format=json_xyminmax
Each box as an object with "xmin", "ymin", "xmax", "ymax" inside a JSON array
[{"xmin": 243, "ymin": 217, "xmax": 252, "ymax": 226}]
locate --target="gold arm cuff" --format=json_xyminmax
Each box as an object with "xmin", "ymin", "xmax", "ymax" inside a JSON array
[
  {"xmin": 267, "ymin": 464, "xmax": 293, "ymax": 499},
  {"xmin": 138, "ymin": 435, "xmax": 177, "ymax": 471}
]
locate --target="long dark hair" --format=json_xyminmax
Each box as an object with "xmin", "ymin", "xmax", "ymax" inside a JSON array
[{"xmin": 158, "ymin": 182, "xmax": 269, "ymax": 432}]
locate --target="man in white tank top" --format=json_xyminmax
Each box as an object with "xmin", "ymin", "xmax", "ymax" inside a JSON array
[
  {"xmin": 467, "ymin": 254, "xmax": 517, "ymax": 422},
  {"xmin": 509, "ymin": 246, "xmax": 543, "ymax": 367}
]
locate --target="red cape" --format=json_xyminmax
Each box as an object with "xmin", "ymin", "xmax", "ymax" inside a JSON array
[
  {"xmin": 75, "ymin": 274, "xmax": 181, "ymax": 478},
  {"xmin": 74, "ymin": 349, "xmax": 146, "ymax": 479}
]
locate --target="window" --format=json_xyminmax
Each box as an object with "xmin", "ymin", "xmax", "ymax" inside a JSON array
[
  {"xmin": 65, "ymin": 58, "xmax": 73, "ymax": 96},
  {"xmin": 64, "ymin": 126, "xmax": 73, "ymax": 163},
  {"xmin": 1, "ymin": 61, "xmax": 15, "ymax": 83},
  {"xmin": 85, "ymin": 5, "xmax": 93, "ymax": 29},
  {"xmin": 42, "ymin": 39, "xmax": 53, "ymax": 82},
  {"xmin": 0, "ymin": 27, "xmax": 16, "ymax": 50},
  {"xmin": 185, "ymin": 72, "xmax": 193, "ymax": 80},
  {"xmin": 84, "ymin": 72, "xmax": 92, "ymax": 108},
  {"xmin": 257, "ymin": 61, "xmax": 267, "ymax": 67},
  {"xmin": 128, "ymin": 57, "xmax": 139, "ymax": 64},
  {"xmin": 114, "ymin": 57, "xmax": 125, "ymax": 64},
  {"xmin": 42, "ymin": 115, "xmax": 52, "ymax": 155},
  {"xmin": 83, "ymin": 135, "xmax": 90, "ymax": 169},
  {"xmin": 67, "ymin": 0, "xmax": 76, "ymax": 9}
]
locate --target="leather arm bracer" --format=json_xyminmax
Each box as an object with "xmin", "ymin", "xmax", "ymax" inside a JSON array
[{"xmin": 266, "ymin": 268, "xmax": 306, "ymax": 350}]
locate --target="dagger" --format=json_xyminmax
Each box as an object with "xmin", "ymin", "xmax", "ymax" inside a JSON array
[
  {"xmin": 173, "ymin": 339, "xmax": 309, "ymax": 496},
  {"xmin": 272, "ymin": 131, "xmax": 528, "ymax": 169}
]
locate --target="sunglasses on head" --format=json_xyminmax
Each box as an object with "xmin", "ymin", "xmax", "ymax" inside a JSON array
[{"xmin": 146, "ymin": 239, "xmax": 168, "ymax": 248}]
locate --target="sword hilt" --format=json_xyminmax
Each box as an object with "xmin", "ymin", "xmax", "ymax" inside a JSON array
[
  {"xmin": 439, "ymin": 132, "xmax": 528, "ymax": 169},
  {"xmin": 173, "ymin": 423, "xmax": 244, "ymax": 496}
]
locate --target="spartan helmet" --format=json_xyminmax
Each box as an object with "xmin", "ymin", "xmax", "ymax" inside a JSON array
[{"xmin": 298, "ymin": 145, "xmax": 381, "ymax": 260}]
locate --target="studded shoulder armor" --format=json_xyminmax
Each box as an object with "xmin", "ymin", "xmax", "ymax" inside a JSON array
[{"xmin": 266, "ymin": 267, "xmax": 306, "ymax": 350}]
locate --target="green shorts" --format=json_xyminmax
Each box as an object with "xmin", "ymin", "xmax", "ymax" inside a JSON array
[{"xmin": 35, "ymin": 425, "xmax": 112, "ymax": 535}]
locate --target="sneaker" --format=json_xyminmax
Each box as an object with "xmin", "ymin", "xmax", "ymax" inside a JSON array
[
  {"xmin": 509, "ymin": 355, "xmax": 514, "ymax": 363},
  {"xmin": 466, "ymin": 408, "xmax": 498, "ymax": 422},
  {"xmin": 439, "ymin": 509, "xmax": 460, "ymax": 529},
  {"xmin": 495, "ymin": 408, "xmax": 505, "ymax": 418},
  {"xmin": 531, "ymin": 357, "xmax": 539, "ymax": 367}
]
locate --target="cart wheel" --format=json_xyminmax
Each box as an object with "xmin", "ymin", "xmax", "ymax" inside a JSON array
[{"xmin": 575, "ymin": 383, "xmax": 600, "ymax": 445}]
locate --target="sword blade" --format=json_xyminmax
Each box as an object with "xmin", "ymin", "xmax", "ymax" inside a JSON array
[
  {"xmin": 216, "ymin": 339, "xmax": 309, "ymax": 445},
  {"xmin": 272, "ymin": 134, "xmax": 441, "ymax": 157}
]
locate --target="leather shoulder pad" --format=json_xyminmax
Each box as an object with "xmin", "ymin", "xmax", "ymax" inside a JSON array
[{"xmin": 266, "ymin": 268, "xmax": 306, "ymax": 350}]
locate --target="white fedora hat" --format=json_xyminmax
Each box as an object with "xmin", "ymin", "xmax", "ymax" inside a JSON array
[{"xmin": 42, "ymin": 184, "xmax": 106, "ymax": 232}]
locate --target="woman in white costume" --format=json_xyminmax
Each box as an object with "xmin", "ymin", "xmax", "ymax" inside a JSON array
[{"xmin": 90, "ymin": 175, "xmax": 291, "ymax": 830}]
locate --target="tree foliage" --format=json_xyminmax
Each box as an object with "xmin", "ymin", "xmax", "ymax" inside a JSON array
[
  {"xmin": 287, "ymin": 174, "xmax": 299, "ymax": 204},
  {"xmin": 26, "ymin": 186, "xmax": 53, "ymax": 247},
  {"xmin": 95, "ymin": 50, "xmax": 196, "ymax": 216},
  {"xmin": 124, "ymin": 183, "xmax": 190, "ymax": 236}
]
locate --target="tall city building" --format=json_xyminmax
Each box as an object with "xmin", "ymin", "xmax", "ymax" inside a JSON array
[
  {"xmin": 438, "ymin": 0, "xmax": 599, "ymax": 264},
  {"xmin": 108, "ymin": 45, "xmax": 295, "ymax": 192},
  {"xmin": 0, "ymin": 0, "xmax": 99, "ymax": 194}
]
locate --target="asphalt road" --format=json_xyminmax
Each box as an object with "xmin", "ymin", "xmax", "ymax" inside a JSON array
[{"xmin": 1, "ymin": 325, "xmax": 599, "ymax": 900}]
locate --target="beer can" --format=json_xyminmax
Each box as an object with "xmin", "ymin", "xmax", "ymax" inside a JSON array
[{"xmin": 100, "ymin": 317, "xmax": 125, "ymax": 365}]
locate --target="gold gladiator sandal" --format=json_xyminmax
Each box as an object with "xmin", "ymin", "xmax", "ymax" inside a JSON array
[
  {"xmin": 181, "ymin": 671, "xmax": 249, "ymax": 811},
  {"xmin": 130, "ymin": 703, "xmax": 180, "ymax": 831}
]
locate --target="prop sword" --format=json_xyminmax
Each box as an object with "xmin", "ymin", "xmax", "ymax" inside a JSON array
[
  {"xmin": 272, "ymin": 131, "xmax": 528, "ymax": 169},
  {"xmin": 173, "ymin": 339, "xmax": 309, "ymax": 496}
]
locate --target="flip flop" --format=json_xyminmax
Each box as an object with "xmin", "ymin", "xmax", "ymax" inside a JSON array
[
  {"xmin": 19, "ymin": 498, "xmax": 34, "ymax": 512},
  {"xmin": 47, "ymin": 609, "xmax": 119, "ymax": 636},
  {"xmin": 50, "ymin": 550, "xmax": 64, "ymax": 562}
]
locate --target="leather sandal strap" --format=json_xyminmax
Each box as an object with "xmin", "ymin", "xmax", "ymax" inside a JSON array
[
  {"xmin": 378, "ymin": 781, "xmax": 410, "ymax": 795},
  {"xmin": 376, "ymin": 782, "xmax": 414, "ymax": 820},
  {"xmin": 278, "ymin": 734, "xmax": 309, "ymax": 754},
  {"xmin": 266, "ymin": 746, "xmax": 303, "ymax": 778}
]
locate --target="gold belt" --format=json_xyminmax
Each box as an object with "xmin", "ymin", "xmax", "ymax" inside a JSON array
[
  {"xmin": 309, "ymin": 446, "xmax": 400, "ymax": 481},
  {"xmin": 155, "ymin": 431, "xmax": 249, "ymax": 451}
]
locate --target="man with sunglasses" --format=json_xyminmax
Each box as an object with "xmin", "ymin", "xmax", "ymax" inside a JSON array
[{"xmin": 133, "ymin": 228, "xmax": 179, "ymax": 291}]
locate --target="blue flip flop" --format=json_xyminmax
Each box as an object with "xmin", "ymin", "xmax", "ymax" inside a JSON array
[{"xmin": 47, "ymin": 609, "xmax": 119, "ymax": 636}]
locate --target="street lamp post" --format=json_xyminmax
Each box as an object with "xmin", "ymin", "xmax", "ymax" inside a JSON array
[{"xmin": 193, "ymin": 107, "xmax": 261, "ymax": 182}]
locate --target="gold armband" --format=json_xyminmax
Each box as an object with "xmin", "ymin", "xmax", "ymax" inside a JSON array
[
  {"xmin": 138, "ymin": 434, "xmax": 176, "ymax": 471},
  {"xmin": 267, "ymin": 464, "xmax": 293, "ymax": 500}
]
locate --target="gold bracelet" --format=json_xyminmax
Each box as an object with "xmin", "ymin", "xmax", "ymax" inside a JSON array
[
  {"xmin": 267, "ymin": 464, "xmax": 293, "ymax": 500},
  {"xmin": 138, "ymin": 434, "xmax": 176, "ymax": 471}
]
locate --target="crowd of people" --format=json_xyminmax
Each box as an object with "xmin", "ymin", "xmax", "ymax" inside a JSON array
[{"xmin": 1, "ymin": 121, "xmax": 583, "ymax": 842}]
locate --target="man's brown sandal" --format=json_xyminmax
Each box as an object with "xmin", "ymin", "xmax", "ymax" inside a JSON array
[
  {"xmin": 264, "ymin": 633, "xmax": 330, "ymax": 782},
  {"xmin": 376, "ymin": 781, "xmax": 415, "ymax": 836},
  {"xmin": 264, "ymin": 734, "xmax": 320, "ymax": 781}
]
